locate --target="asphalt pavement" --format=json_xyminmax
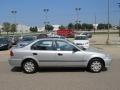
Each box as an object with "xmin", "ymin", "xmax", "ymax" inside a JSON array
[{"xmin": 0, "ymin": 45, "xmax": 120, "ymax": 90}]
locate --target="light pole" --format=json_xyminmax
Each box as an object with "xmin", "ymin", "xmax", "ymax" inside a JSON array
[
  {"xmin": 117, "ymin": 3, "xmax": 120, "ymax": 37},
  {"xmin": 75, "ymin": 8, "xmax": 81, "ymax": 31},
  {"xmin": 43, "ymin": 9, "xmax": 49, "ymax": 32},
  {"xmin": 106, "ymin": 0, "xmax": 110, "ymax": 44},
  {"xmin": 11, "ymin": 10, "xmax": 17, "ymax": 35},
  {"xmin": 94, "ymin": 15, "xmax": 97, "ymax": 34}
]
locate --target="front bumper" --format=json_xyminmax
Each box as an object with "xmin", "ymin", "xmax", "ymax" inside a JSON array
[
  {"xmin": 77, "ymin": 44, "xmax": 89, "ymax": 49},
  {"xmin": 104, "ymin": 56, "xmax": 112, "ymax": 68},
  {"xmin": 0, "ymin": 45, "xmax": 8, "ymax": 50}
]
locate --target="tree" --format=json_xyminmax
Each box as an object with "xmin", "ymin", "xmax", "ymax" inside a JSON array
[
  {"xmin": 45, "ymin": 25, "xmax": 54, "ymax": 32},
  {"xmin": 30, "ymin": 26, "xmax": 38, "ymax": 32},
  {"xmin": 2, "ymin": 22, "xmax": 11, "ymax": 35},
  {"xmin": 68, "ymin": 23, "xmax": 74, "ymax": 29},
  {"xmin": 97, "ymin": 23, "xmax": 112, "ymax": 30},
  {"xmin": 74, "ymin": 23, "xmax": 81, "ymax": 30},
  {"xmin": 10, "ymin": 24, "xmax": 17, "ymax": 34},
  {"xmin": 59, "ymin": 25, "xmax": 66, "ymax": 30},
  {"xmin": 81, "ymin": 23, "xmax": 93, "ymax": 30},
  {"xmin": 87, "ymin": 24, "xmax": 93, "ymax": 30},
  {"xmin": 97, "ymin": 23, "xmax": 104, "ymax": 30},
  {"xmin": 34, "ymin": 26, "xmax": 38, "ymax": 32},
  {"xmin": 81, "ymin": 23, "xmax": 87, "ymax": 30}
]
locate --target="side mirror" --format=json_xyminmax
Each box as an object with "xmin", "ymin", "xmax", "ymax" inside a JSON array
[{"xmin": 73, "ymin": 48, "xmax": 79, "ymax": 52}]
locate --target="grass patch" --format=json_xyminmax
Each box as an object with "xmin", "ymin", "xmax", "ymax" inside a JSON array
[{"xmin": 93, "ymin": 32, "xmax": 119, "ymax": 35}]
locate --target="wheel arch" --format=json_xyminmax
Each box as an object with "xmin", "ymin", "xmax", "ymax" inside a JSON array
[
  {"xmin": 21, "ymin": 58, "xmax": 39, "ymax": 67},
  {"xmin": 87, "ymin": 57, "xmax": 105, "ymax": 67}
]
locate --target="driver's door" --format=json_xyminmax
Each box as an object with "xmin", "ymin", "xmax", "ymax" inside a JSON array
[{"xmin": 55, "ymin": 40, "xmax": 85, "ymax": 67}]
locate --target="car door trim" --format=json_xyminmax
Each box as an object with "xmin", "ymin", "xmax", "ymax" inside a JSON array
[{"xmin": 38, "ymin": 60, "xmax": 87, "ymax": 62}]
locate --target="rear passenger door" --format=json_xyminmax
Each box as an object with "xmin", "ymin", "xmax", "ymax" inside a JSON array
[{"xmin": 31, "ymin": 40, "xmax": 56, "ymax": 66}]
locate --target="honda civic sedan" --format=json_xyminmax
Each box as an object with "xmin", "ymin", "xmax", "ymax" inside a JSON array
[{"xmin": 9, "ymin": 38, "xmax": 112, "ymax": 73}]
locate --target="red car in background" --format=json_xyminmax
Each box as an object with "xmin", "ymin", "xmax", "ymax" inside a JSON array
[{"xmin": 57, "ymin": 29, "xmax": 75, "ymax": 38}]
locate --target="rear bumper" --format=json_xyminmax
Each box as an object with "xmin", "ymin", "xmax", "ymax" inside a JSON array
[{"xmin": 9, "ymin": 58, "xmax": 22, "ymax": 67}]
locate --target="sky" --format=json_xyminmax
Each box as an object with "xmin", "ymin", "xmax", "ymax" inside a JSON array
[{"xmin": 0, "ymin": 0, "xmax": 120, "ymax": 27}]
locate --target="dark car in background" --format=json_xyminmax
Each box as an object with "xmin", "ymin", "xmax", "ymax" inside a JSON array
[
  {"xmin": 17, "ymin": 36, "xmax": 36, "ymax": 48},
  {"xmin": 0, "ymin": 37, "xmax": 12, "ymax": 50},
  {"xmin": 9, "ymin": 35, "xmax": 19, "ymax": 45},
  {"xmin": 80, "ymin": 32, "xmax": 92, "ymax": 38},
  {"xmin": 37, "ymin": 34, "xmax": 48, "ymax": 39}
]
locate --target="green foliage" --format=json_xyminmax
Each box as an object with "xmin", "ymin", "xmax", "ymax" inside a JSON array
[
  {"xmin": 68, "ymin": 23, "xmax": 74, "ymax": 29},
  {"xmin": 10, "ymin": 24, "xmax": 17, "ymax": 33},
  {"xmin": 59, "ymin": 25, "xmax": 66, "ymax": 30},
  {"xmin": 81, "ymin": 23, "xmax": 93, "ymax": 30},
  {"xmin": 2, "ymin": 22, "xmax": 18, "ymax": 35},
  {"xmin": 30, "ymin": 26, "xmax": 38, "ymax": 32},
  {"xmin": 97, "ymin": 23, "xmax": 112, "ymax": 30},
  {"xmin": 45, "ymin": 25, "xmax": 54, "ymax": 31},
  {"xmin": 74, "ymin": 23, "xmax": 81, "ymax": 30},
  {"xmin": 2, "ymin": 22, "xmax": 11, "ymax": 34}
]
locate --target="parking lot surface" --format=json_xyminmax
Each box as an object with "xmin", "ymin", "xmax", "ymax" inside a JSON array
[{"xmin": 0, "ymin": 44, "xmax": 120, "ymax": 90}]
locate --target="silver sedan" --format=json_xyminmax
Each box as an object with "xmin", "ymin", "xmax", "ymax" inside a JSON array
[{"xmin": 9, "ymin": 38, "xmax": 112, "ymax": 73}]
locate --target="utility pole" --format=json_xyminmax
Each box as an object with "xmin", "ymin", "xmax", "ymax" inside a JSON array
[
  {"xmin": 75, "ymin": 8, "xmax": 81, "ymax": 31},
  {"xmin": 106, "ymin": 0, "xmax": 110, "ymax": 44},
  {"xmin": 43, "ymin": 9, "xmax": 49, "ymax": 32},
  {"xmin": 117, "ymin": 3, "xmax": 120, "ymax": 37},
  {"xmin": 94, "ymin": 15, "xmax": 97, "ymax": 34},
  {"xmin": 11, "ymin": 10, "xmax": 17, "ymax": 35}
]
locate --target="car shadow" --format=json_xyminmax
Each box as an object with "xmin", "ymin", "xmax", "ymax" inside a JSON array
[
  {"xmin": 38, "ymin": 67, "xmax": 86, "ymax": 73},
  {"xmin": 11, "ymin": 67, "xmax": 22, "ymax": 72},
  {"xmin": 11, "ymin": 67, "xmax": 86, "ymax": 73}
]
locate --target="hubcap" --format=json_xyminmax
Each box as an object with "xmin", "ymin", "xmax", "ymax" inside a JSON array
[
  {"xmin": 91, "ymin": 61, "xmax": 102, "ymax": 72},
  {"xmin": 24, "ymin": 62, "xmax": 35, "ymax": 72}
]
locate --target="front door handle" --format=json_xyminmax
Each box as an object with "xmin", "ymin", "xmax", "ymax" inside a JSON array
[
  {"xmin": 33, "ymin": 53, "xmax": 38, "ymax": 55},
  {"xmin": 58, "ymin": 53, "xmax": 63, "ymax": 56}
]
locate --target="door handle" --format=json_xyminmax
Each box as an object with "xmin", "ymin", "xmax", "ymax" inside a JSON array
[
  {"xmin": 33, "ymin": 53, "xmax": 38, "ymax": 55},
  {"xmin": 58, "ymin": 53, "xmax": 63, "ymax": 56}
]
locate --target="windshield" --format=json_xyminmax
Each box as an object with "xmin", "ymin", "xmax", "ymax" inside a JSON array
[
  {"xmin": 0, "ymin": 38, "xmax": 8, "ymax": 44},
  {"xmin": 67, "ymin": 39, "xmax": 86, "ymax": 51},
  {"xmin": 75, "ymin": 36, "xmax": 88, "ymax": 40},
  {"xmin": 22, "ymin": 37, "xmax": 35, "ymax": 41}
]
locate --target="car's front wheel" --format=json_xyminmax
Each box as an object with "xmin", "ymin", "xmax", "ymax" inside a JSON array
[
  {"xmin": 88, "ymin": 59, "xmax": 104, "ymax": 73},
  {"xmin": 22, "ymin": 60, "xmax": 38, "ymax": 74}
]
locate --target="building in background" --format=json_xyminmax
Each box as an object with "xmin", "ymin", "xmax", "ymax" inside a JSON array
[
  {"xmin": 0, "ymin": 24, "xmax": 60, "ymax": 33},
  {"xmin": 17, "ymin": 24, "xmax": 30, "ymax": 33}
]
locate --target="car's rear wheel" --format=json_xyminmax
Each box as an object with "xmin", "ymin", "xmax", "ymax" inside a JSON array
[
  {"xmin": 88, "ymin": 59, "xmax": 103, "ymax": 73},
  {"xmin": 22, "ymin": 60, "xmax": 38, "ymax": 74}
]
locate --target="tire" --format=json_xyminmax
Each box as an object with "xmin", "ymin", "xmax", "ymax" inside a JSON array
[
  {"xmin": 22, "ymin": 60, "xmax": 38, "ymax": 74},
  {"xmin": 87, "ymin": 59, "xmax": 103, "ymax": 73}
]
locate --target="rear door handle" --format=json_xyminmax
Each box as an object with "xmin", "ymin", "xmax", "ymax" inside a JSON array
[
  {"xmin": 33, "ymin": 53, "xmax": 38, "ymax": 55},
  {"xmin": 58, "ymin": 53, "xmax": 63, "ymax": 56}
]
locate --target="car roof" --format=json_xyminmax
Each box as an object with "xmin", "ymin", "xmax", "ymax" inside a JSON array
[
  {"xmin": 75, "ymin": 35, "xmax": 87, "ymax": 37},
  {"xmin": 37, "ymin": 38, "xmax": 66, "ymax": 41},
  {"xmin": 0, "ymin": 37, "xmax": 8, "ymax": 39}
]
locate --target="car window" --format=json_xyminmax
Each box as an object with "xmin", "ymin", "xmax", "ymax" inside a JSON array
[
  {"xmin": 31, "ymin": 40, "xmax": 53, "ymax": 50},
  {"xmin": 56, "ymin": 40, "xmax": 76, "ymax": 51},
  {"xmin": 0, "ymin": 38, "xmax": 8, "ymax": 43},
  {"xmin": 75, "ymin": 36, "xmax": 88, "ymax": 40}
]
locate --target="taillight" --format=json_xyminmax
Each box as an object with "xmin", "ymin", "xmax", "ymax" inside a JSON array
[{"xmin": 10, "ymin": 51, "xmax": 14, "ymax": 56}]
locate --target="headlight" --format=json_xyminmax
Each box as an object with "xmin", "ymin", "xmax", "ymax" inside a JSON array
[{"xmin": 0, "ymin": 44, "xmax": 7, "ymax": 47}]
